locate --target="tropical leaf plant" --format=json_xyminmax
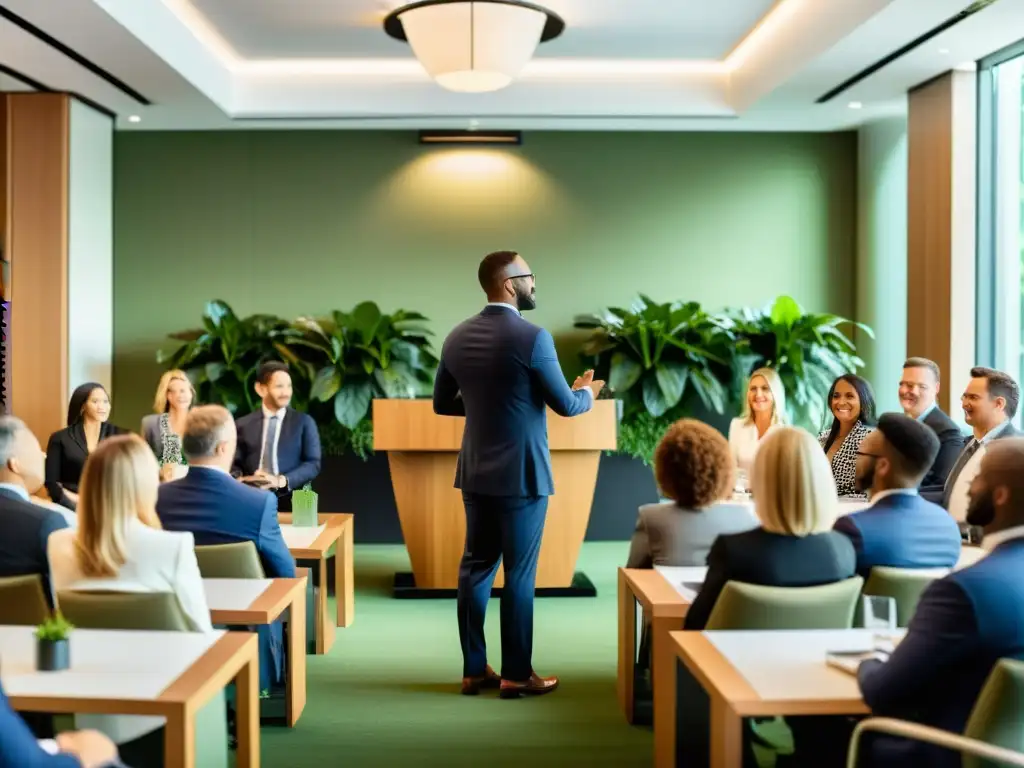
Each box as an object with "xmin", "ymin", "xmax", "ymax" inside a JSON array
[{"xmin": 283, "ymin": 301, "xmax": 438, "ymax": 429}]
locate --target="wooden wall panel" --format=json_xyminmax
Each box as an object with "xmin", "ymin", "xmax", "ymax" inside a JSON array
[{"xmin": 7, "ymin": 94, "xmax": 69, "ymax": 440}]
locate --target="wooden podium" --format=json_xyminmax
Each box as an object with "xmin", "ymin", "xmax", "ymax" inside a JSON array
[{"xmin": 373, "ymin": 399, "xmax": 617, "ymax": 596}]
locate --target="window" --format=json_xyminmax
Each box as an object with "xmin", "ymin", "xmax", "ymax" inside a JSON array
[{"xmin": 977, "ymin": 40, "xmax": 1024, "ymax": 423}]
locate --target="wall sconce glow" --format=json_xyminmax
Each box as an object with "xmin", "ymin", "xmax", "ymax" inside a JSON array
[
  {"xmin": 725, "ymin": 0, "xmax": 806, "ymax": 71},
  {"xmin": 383, "ymin": 0, "xmax": 566, "ymax": 93},
  {"xmin": 128, "ymin": 115, "xmax": 142, "ymax": 123},
  {"xmin": 848, "ymin": 101, "xmax": 863, "ymax": 110}
]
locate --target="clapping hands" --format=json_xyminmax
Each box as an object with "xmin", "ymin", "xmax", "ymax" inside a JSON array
[{"xmin": 572, "ymin": 369, "xmax": 606, "ymax": 397}]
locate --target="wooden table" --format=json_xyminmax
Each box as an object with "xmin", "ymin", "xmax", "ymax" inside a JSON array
[
  {"xmin": 617, "ymin": 567, "xmax": 703, "ymax": 725},
  {"xmin": 0, "ymin": 626, "xmax": 259, "ymax": 768},
  {"xmin": 659, "ymin": 629, "xmax": 893, "ymax": 767},
  {"xmin": 204, "ymin": 576, "xmax": 307, "ymax": 726},
  {"xmin": 279, "ymin": 513, "xmax": 353, "ymax": 654}
]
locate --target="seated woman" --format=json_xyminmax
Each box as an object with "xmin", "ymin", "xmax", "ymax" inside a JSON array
[
  {"xmin": 728, "ymin": 367, "xmax": 787, "ymax": 489},
  {"xmin": 627, "ymin": 419, "xmax": 758, "ymax": 568},
  {"xmin": 818, "ymin": 374, "xmax": 877, "ymax": 498},
  {"xmin": 141, "ymin": 369, "xmax": 195, "ymax": 482},
  {"xmin": 684, "ymin": 426, "xmax": 856, "ymax": 630},
  {"xmin": 45, "ymin": 383, "xmax": 127, "ymax": 510},
  {"xmin": 48, "ymin": 434, "xmax": 212, "ymax": 758}
]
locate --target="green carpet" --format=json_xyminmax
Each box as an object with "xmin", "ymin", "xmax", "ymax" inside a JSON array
[{"xmin": 261, "ymin": 542, "xmax": 652, "ymax": 767}]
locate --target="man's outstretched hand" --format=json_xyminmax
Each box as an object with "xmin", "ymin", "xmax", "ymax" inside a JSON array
[{"xmin": 573, "ymin": 370, "xmax": 605, "ymax": 398}]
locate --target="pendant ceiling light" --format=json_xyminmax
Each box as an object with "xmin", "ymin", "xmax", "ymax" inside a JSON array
[{"xmin": 383, "ymin": 0, "xmax": 566, "ymax": 93}]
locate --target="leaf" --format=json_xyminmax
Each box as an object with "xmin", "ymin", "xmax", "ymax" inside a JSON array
[
  {"xmin": 374, "ymin": 362, "xmax": 416, "ymax": 398},
  {"xmin": 204, "ymin": 300, "xmax": 234, "ymax": 328},
  {"xmin": 310, "ymin": 366, "xmax": 342, "ymax": 402},
  {"xmin": 770, "ymin": 295, "xmax": 803, "ymax": 328},
  {"xmin": 609, "ymin": 352, "xmax": 642, "ymax": 392},
  {"xmin": 205, "ymin": 362, "xmax": 227, "ymax": 383},
  {"xmin": 654, "ymin": 361, "xmax": 689, "ymax": 409},
  {"xmin": 351, "ymin": 301, "xmax": 383, "ymax": 343},
  {"xmin": 334, "ymin": 379, "xmax": 373, "ymax": 428},
  {"xmin": 689, "ymin": 368, "xmax": 727, "ymax": 413},
  {"xmin": 641, "ymin": 375, "xmax": 671, "ymax": 417}
]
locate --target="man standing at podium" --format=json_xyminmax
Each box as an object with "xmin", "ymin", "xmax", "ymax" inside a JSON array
[{"xmin": 433, "ymin": 250, "xmax": 604, "ymax": 699}]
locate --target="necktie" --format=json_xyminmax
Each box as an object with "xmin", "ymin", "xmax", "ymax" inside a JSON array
[
  {"xmin": 261, "ymin": 415, "xmax": 279, "ymax": 474},
  {"xmin": 942, "ymin": 439, "xmax": 980, "ymax": 508}
]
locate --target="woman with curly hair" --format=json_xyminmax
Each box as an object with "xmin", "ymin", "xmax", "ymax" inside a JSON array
[{"xmin": 626, "ymin": 419, "xmax": 758, "ymax": 568}]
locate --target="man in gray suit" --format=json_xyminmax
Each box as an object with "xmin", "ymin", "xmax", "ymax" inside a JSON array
[{"xmin": 434, "ymin": 250, "xmax": 603, "ymax": 699}]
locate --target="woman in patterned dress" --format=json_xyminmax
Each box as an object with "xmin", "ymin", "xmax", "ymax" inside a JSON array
[
  {"xmin": 141, "ymin": 369, "xmax": 196, "ymax": 480},
  {"xmin": 818, "ymin": 374, "xmax": 877, "ymax": 498}
]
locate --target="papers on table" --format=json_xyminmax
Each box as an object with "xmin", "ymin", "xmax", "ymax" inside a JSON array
[
  {"xmin": 280, "ymin": 524, "xmax": 326, "ymax": 549},
  {"xmin": 654, "ymin": 566, "xmax": 708, "ymax": 601}
]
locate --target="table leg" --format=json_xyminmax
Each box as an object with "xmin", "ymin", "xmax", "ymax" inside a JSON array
[
  {"xmin": 235, "ymin": 652, "xmax": 260, "ymax": 768},
  {"xmin": 710, "ymin": 696, "xmax": 743, "ymax": 768},
  {"xmin": 318, "ymin": 558, "xmax": 336, "ymax": 654},
  {"xmin": 654, "ymin": 627, "xmax": 677, "ymax": 768},
  {"xmin": 617, "ymin": 571, "xmax": 636, "ymax": 723},
  {"xmin": 162, "ymin": 704, "xmax": 194, "ymax": 768},
  {"xmin": 336, "ymin": 520, "xmax": 354, "ymax": 627},
  {"xmin": 286, "ymin": 590, "xmax": 307, "ymax": 726}
]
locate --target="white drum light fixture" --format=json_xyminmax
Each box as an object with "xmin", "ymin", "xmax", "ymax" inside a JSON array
[{"xmin": 383, "ymin": 0, "xmax": 566, "ymax": 93}]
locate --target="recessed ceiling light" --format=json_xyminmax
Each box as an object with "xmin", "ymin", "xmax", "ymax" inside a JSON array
[
  {"xmin": 938, "ymin": 48, "xmax": 950, "ymax": 54},
  {"xmin": 468, "ymin": 119, "xmax": 479, "ymax": 131},
  {"xmin": 848, "ymin": 101, "xmax": 863, "ymax": 109},
  {"xmin": 128, "ymin": 115, "xmax": 141, "ymax": 123}
]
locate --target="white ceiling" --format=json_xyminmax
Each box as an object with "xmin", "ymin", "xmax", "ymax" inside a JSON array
[{"xmin": 0, "ymin": 0, "xmax": 1022, "ymax": 131}]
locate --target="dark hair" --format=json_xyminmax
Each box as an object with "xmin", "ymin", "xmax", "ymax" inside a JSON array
[
  {"xmin": 822, "ymin": 374, "xmax": 877, "ymax": 452},
  {"xmin": 67, "ymin": 383, "xmax": 108, "ymax": 427},
  {"xmin": 875, "ymin": 412, "xmax": 940, "ymax": 483},
  {"xmin": 903, "ymin": 357, "xmax": 940, "ymax": 382},
  {"xmin": 256, "ymin": 361, "xmax": 290, "ymax": 387},
  {"xmin": 654, "ymin": 419, "xmax": 735, "ymax": 509},
  {"xmin": 970, "ymin": 366, "xmax": 1020, "ymax": 419},
  {"xmin": 477, "ymin": 250, "xmax": 519, "ymax": 292}
]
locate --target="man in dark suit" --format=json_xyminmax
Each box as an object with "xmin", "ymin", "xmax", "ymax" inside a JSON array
[
  {"xmin": 836, "ymin": 412, "xmax": 961, "ymax": 576},
  {"xmin": 434, "ymin": 250, "xmax": 603, "ymax": 699},
  {"xmin": 232, "ymin": 361, "xmax": 321, "ymax": 512},
  {"xmin": 158, "ymin": 405, "xmax": 296, "ymax": 690},
  {"xmin": 0, "ymin": 416, "xmax": 68, "ymax": 606},
  {"xmin": 898, "ymin": 357, "xmax": 964, "ymax": 501},
  {"xmin": 858, "ymin": 438, "xmax": 1024, "ymax": 767}
]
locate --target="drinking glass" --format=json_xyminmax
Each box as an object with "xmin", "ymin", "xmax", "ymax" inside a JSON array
[{"xmin": 861, "ymin": 595, "xmax": 897, "ymax": 631}]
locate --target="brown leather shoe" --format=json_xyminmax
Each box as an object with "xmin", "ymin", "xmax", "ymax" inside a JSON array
[
  {"xmin": 461, "ymin": 664, "xmax": 501, "ymax": 695},
  {"xmin": 498, "ymin": 671, "xmax": 560, "ymax": 699}
]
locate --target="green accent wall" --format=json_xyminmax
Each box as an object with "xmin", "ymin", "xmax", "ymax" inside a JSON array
[{"xmin": 113, "ymin": 130, "xmax": 857, "ymax": 427}]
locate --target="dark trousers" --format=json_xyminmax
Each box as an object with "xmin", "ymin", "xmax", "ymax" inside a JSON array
[{"xmin": 457, "ymin": 492, "xmax": 547, "ymax": 682}]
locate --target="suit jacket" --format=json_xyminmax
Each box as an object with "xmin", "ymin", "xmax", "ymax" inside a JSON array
[
  {"xmin": 0, "ymin": 678, "xmax": 80, "ymax": 767},
  {"xmin": 232, "ymin": 408, "xmax": 321, "ymax": 490},
  {"xmin": 918, "ymin": 407, "xmax": 965, "ymax": 497},
  {"xmin": 44, "ymin": 422, "xmax": 127, "ymax": 509},
  {"xmin": 0, "ymin": 486, "xmax": 68, "ymax": 607},
  {"xmin": 684, "ymin": 526, "xmax": 857, "ymax": 630},
  {"xmin": 939, "ymin": 421, "xmax": 1021, "ymax": 510},
  {"xmin": 626, "ymin": 501, "xmax": 759, "ymax": 568},
  {"xmin": 833, "ymin": 492, "xmax": 961, "ymax": 576},
  {"xmin": 858, "ymin": 537, "xmax": 1024, "ymax": 767},
  {"xmin": 156, "ymin": 466, "xmax": 295, "ymax": 579},
  {"xmin": 432, "ymin": 305, "xmax": 592, "ymax": 497}
]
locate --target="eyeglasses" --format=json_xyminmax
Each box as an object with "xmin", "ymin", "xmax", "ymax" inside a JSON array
[
  {"xmin": 856, "ymin": 451, "xmax": 883, "ymax": 459},
  {"xmin": 506, "ymin": 272, "xmax": 535, "ymax": 281}
]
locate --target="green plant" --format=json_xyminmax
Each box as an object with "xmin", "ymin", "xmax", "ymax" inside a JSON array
[
  {"xmin": 284, "ymin": 302, "xmax": 438, "ymax": 429},
  {"xmin": 318, "ymin": 419, "xmax": 374, "ymax": 460},
  {"xmin": 615, "ymin": 411, "xmax": 676, "ymax": 465},
  {"xmin": 725, "ymin": 295, "xmax": 873, "ymax": 429},
  {"xmin": 574, "ymin": 296, "xmax": 734, "ymax": 421},
  {"xmin": 35, "ymin": 613, "xmax": 73, "ymax": 641},
  {"xmin": 160, "ymin": 300, "xmax": 308, "ymax": 415}
]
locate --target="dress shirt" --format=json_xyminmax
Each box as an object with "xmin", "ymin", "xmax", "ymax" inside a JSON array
[
  {"xmin": 947, "ymin": 420, "xmax": 1013, "ymax": 522},
  {"xmin": 257, "ymin": 405, "xmax": 287, "ymax": 476},
  {"xmin": 981, "ymin": 524, "xmax": 1024, "ymax": 552},
  {"xmin": 915, "ymin": 402, "xmax": 937, "ymax": 422},
  {"xmin": 728, "ymin": 418, "xmax": 775, "ymax": 480}
]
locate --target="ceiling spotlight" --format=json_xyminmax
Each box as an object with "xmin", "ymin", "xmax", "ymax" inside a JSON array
[
  {"xmin": 468, "ymin": 119, "xmax": 480, "ymax": 130},
  {"xmin": 128, "ymin": 115, "xmax": 141, "ymax": 123},
  {"xmin": 848, "ymin": 101, "xmax": 863, "ymax": 110},
  {"xmin": 383, "ymin": 0, "xmax": 566, "ymax": 93}
]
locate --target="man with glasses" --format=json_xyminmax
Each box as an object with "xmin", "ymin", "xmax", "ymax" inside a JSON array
[
  {"xmin": 898, "ymin": 357, "xmax": 965, "ymax": 501},
  {"xmin": 433, "ymin": 250, "xmax": 603, "ymax": 700},
  {"xmin": 836, "ymin": 412, "xmax": 961, "ymax": 576}
]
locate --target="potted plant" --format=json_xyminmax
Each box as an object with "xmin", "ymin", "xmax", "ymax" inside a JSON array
[{"xmin": 35, "ymin": 613, "xmax": 73, "ymax": 672}]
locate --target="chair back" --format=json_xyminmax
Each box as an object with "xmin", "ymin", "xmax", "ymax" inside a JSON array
[
  {"xmin": 57, "ymin": 590, "xmax": 191, "ymax": 631},
  {"xmin": 963, "ymin": 658, "xmax": 1024, "ymax": 768},
  {"xmin": 862, "ymin": 566, "xmax": 947, "ymax": 627},
  {"xmin": 705, "ymin": 577, "xmax": 864, "ymax": 630},
  {"xmin": 0, "ymin": 574, "xmax": 50, "ymax": 625},
  {"xmin": 195, "ymin": 541, "xmax": 265, "ymax": 579}
]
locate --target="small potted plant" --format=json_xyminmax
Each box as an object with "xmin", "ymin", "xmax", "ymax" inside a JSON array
[{"xmin": 35, "ymin": 613, "xmax": 73, "ymax": 672}]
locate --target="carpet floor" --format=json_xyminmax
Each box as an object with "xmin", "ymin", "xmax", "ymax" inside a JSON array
[{"xmin": 260, "ymin": 542, "xmax": 652, "ymax": 767}]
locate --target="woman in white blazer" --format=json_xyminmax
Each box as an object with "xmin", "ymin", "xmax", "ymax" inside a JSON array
[
  {"xmin": 48, "ymin": 434, "xmax": 212, "ymax": 751},
  {"xmin": 728, "ymin": 367, "xmax": 788, "ymax": 487}
]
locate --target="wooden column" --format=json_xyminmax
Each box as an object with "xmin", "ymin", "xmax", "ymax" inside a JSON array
[
  {"xmin": 907, "ymin": 71, "xmax": 976, "ymax": 412},
  {"xmin": 4, "ymin": 93, "xmax": 70, "ymax": 440}
]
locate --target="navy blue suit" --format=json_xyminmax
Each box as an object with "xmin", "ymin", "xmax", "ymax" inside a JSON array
[
  {"xmin": 0, "ymin": 486, "xmax": 68, "ymax": 607},
  {"xmin": 434, "ymin": 304, "xmax": 592, "ymax": 680},
  {"xmin": 858, "ymin": 537, "xmax": 1024, "ymax": 767},
  {"xmin": 833, "ymin": 491, "xmax": 961, "ymax": 576},
  {"xmin": 0, "ymin": 678, "xmax": 81, "ymax": 766},
  {"xmin": 232, "ymin": 407, "xmax": 321, "ymax": 511},
  {"xmin": 156, "ymin": 466, "xmax": 296, "ymax": 689}
]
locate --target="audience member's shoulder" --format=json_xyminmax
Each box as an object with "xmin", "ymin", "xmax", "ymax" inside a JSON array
[
  {"xmin": 235, "ymin": 410, "xmax": 260, "ymax": 426},
  {"xmin": 236, "ymin": 481, "xmax": 276, "ymax": 507}
]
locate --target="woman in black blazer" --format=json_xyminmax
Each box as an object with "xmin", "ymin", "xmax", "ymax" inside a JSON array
[
  {"xmin": 45, "ymin": 383, "xmax": 127, "ymax": 509},
  {"xmin": 684, "ymin": 426, "xmax": 856, "ymax": 631}
]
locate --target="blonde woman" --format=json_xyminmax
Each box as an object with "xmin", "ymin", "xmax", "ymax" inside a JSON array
[
  {"xmin": 728, "ymin": 367, "xmax": 787, "ymax": 486},
  {"xmin": 141, "ymin": 370, "xmax": 195, "ymax": 480},
  {"xmin": 684, "ymin": 426, "xmax": 856, "ymax": 630}
]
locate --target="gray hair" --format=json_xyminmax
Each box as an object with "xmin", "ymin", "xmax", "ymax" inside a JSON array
[
  {"xmin": 0, "ymin": 416, "xmax": 27, "ymax": 467},
  {"xmin": 182, "ymin": 405, "xmax": 233, "ymax": 459}
]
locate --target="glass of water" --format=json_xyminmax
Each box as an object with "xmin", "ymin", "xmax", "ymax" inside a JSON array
[{"xmin": 861, "ymin": 595, "xmax": 897, "ymax": 631}]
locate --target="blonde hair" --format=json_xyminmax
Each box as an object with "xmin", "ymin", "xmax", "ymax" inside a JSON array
[
  {"xmin": 740, "ymin": 367, "xmax": 788, "ymax": 426},
  {"xmin": 153, "ymin": 369, "xmax": 196, "ymax": 414},
  {"xmin": 751, "ymin": 426, "xmax": 837, "ymax": 536},
  {"xmin": 75, "ymin": 434, "xmax": 162, "ymax": 578}
]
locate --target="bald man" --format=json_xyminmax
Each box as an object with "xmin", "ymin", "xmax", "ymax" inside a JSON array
[{"xmin": 857, "ymin": 438, "xmax": 1024, "ymax": 768}]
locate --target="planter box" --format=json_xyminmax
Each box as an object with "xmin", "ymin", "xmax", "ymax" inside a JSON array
[{"xmin": 36, "ymin": 638, "xmax": 70, "ymax": 671}]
